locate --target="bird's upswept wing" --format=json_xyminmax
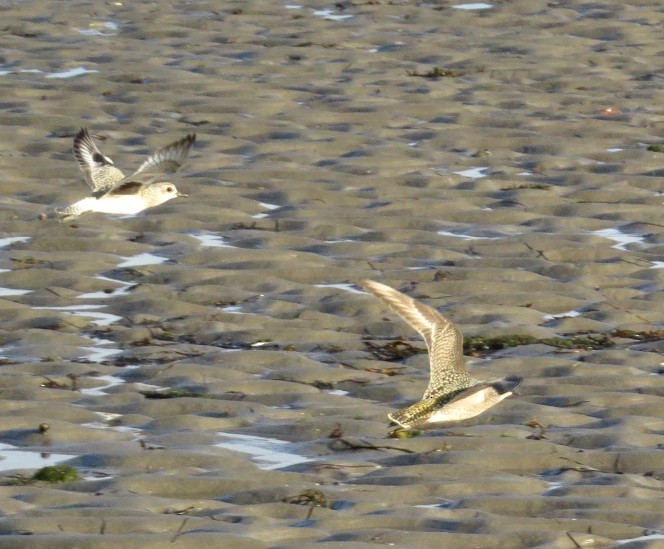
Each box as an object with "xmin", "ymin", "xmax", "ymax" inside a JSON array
[
  {"xmin": 359, "ymin": 280, "xmax": 470, "ymax": 399},
  {"xmin": 73, "ymin": 128, "xmax": 125, "ymax": 195},
  {"xmin": 130, "ymin": 134, "xmax": 196, "ymax": 179}
]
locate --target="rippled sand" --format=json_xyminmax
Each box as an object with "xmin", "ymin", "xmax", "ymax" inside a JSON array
[{"xmin": 0, "ymin": 1, "xmax": 663, "ymax": 547}]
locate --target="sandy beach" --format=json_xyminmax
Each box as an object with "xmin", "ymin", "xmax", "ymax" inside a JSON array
[{"xmin": 0, "ymin": 0, "xmax": 663, "ymax": 547}]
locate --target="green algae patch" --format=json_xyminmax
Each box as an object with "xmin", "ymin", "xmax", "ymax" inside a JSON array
[
  {"xmin": 540, "ymin": 334, "xmax": 614, "ymax": 350},
  {"xmin": 369, "ymin": 330, "xmax": 664, "ymax": 361},
  {"xmin": 611, "ymin": 329, "xmax": 664, "ymax": 341},
  {"xmin": 464, "ymin": 334, "xmax": 537, "ymax": 354},
  {"xmin": 389, "ymin": 428, "xmax": 421, "ymax": 439},
  {"xmin": 32, "ymin": 465, "xmax": 79, "ymax": 483}
]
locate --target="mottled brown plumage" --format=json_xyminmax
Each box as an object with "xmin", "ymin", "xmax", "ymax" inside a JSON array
[{"xmin": 360, "ymin": 280, "xmax": 522, "ymax": 430}]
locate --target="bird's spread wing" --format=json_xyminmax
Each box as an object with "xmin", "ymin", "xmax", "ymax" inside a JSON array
[
  {"xmin": 131, "ymin": 134, "xmax": 196, "ymax": 178},
  {"xmin": 424, "ymin": 313, "xmax": 469, "ymax": 398},
  {"xmin": 359, "ymin": 279, "xmax": 470, "ymax": 399},
  {"xmin": 73, "ymin": 128, "xmax": 124, "ymax": 193},
  {"xmin": 388, "ymin": 396, "xmax": 439, "ymax": 429}
]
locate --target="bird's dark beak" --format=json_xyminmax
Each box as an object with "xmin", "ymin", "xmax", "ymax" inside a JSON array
[{"xmin": 177, "ymin": 192, "xmax": 188, "ymax": 198}]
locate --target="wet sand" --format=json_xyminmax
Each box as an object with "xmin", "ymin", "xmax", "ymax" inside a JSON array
[{"xmin": 0, "ymin": 0, "xmax": 663, "ymax": 547}]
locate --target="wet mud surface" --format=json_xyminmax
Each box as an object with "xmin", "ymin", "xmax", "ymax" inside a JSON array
[{"xmin": 0, "ymin": 1, "xmax": 663, "ymax": 547}]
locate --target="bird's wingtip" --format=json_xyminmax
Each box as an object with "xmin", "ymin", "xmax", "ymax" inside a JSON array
[
  {"xmin": 358, "ymin": 279, "xmax": 383, "ymax": 292},
  {"xmin": 495, "ymin": 376, "xmax": 523, "ymax": 394}
]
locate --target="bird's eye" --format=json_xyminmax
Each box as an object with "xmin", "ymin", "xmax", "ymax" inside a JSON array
[{"xmin": 166, "ymin": 186, "xmax": 174, "ymax": 192}]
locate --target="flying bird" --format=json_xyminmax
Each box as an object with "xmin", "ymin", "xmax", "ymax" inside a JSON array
[
  {"xmin": 360, "ymin": 279, "xmax": 522, "ymax": 430},
  {"xmin": 56, "ymin": 128, "xmax": 195, "ymax": 220}
]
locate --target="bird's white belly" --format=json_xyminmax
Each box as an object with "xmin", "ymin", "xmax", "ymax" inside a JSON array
[
  {"xmin": 427, "ymin": 406, "xmax": 485, "ymax": 423},
  {"xmin": 426, "ymin": 389, "xmax": 513, "ymax": 424},
  {"xmin": 74, "ymin": 195, "xmax": 149, "ymax": 215}
]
